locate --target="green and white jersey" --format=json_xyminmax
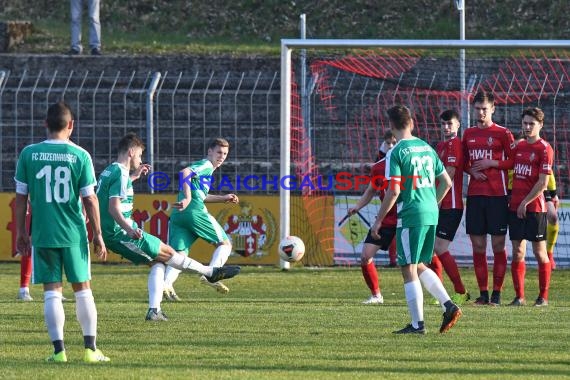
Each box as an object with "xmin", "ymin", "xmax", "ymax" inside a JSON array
[
  {"xmin": 171, "ymin": 158, "xmax": 214, "ymax": 217},
  {"xmin": 14, "ymin": 140, "xmax": 96, "ymax": 247},
  {"xmin": 385, "ymin": 137, "xmax": 445, "ymax": 228},
  {"xmin": 96, "ymin": 162, "xmax": 135, "ymax": 239}
]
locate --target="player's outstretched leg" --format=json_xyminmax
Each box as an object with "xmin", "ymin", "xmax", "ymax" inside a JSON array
[{"xmin": 199, "ymin": 266, "xmax": 241, "ymax": 293}]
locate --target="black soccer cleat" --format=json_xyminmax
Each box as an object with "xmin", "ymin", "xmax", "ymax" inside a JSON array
[
  {"xmin": 145, "ymin": 308, "xmax": 168, "ymax": 322},
  {"xmin": 489, "ymin": 290, "xmax": 501, "ymax": 306},
  {"xmin": 207, "ymin": 265, "xmax": 241, "ymax": 283},
  {"xmin": 440, "ymin": 303, "xmax": 462, "ymax": 333},
  {"xmin": 393, "ymin": 323, "xmax": 426, "ymax": 335}
]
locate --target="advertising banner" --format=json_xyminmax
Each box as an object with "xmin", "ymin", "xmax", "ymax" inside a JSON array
[
  {"xmin": 1, "ymin": 193, "xmax": 280, "ymax": 265},
  {"xmin": 334, "ymin": 196, "xmax": 570, "ymax": 268}
]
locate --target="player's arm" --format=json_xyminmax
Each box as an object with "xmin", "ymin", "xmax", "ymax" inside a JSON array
[
  {"xmin": 544, "ymin": 174, "xmax": 558, "ymax": 206},
  {"xmin": 83, "ymin": 192, "xmax": 108, "ymax": 260},
  {"xmin": 14, "ymin": 153, "xmax": 31, "ymax": 255},
  {"xmin": 445, "ymin": 165, "xmax": 456, "ymax": 180},
  {"xmin": 108, "ymin": 197, "xmax": 142, "ymax": 239},
  {"xmin": 461, "ymin": 132, "xmax": 487, "ymax": 180},
  {"xmin": 471, "ymin": 157, "xmax": 514, "ymax": 171},
  {"xmin": 516, "ymin": 173, "xmax": 549, "ymax": 219},
  {"xmin": 173, "ymin": 167, "xmax": 195, "ymax": 211},
  {"xmin": 371, "ymin": 180, "xmax": 399, "ymax": 240},
  {"xmin": 471, "ymin": 131, "xmax": 515, "ymax": 171},
  {"xmin": 14, "ymin": 192, "xmax": 30, "ymax": 255},
  {"xmin": 205, "ymin": 194, "xmax": 239, "ymax": 203},
  {"xmin": 348, "ymin": 182, "xmax": 376, "ymax": 215},
  {"xmin": 130, "ymin": 163, "xmax": 151, "ymax": 182},
  {"xmin": 436, "ymin": 170, "xmax": 452, "ymax": 204}
]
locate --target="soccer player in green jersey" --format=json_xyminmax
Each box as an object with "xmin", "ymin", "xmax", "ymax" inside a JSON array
[
  {"xmin": 97, "ymin": 133, "xmax": 240, "ymax": 321},
  {"xmin": 164, "ymin": 138, "xmax": 240, "ymax": 298},
  {"xmin": 371, "ymin": 105, "xmax": 462, "ymax": 334},
  {"xmin": 14, "ymin": 101, "xmax": 110, "ymax": 363}
]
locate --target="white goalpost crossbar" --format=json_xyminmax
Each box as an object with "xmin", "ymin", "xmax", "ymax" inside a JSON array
[{"xmin": 280, "ymin": 38, "xmax": 570, "ymax": 268}]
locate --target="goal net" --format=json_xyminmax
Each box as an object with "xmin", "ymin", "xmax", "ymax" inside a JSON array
[{"xmin": 282, "ymin": 40, "xmax": 570, "ymax": 268}]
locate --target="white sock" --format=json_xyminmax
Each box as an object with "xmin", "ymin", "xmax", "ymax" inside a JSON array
[
  {"xmin": 209, "ymin": 244, "xmax": 232, "ymax": 267},
  {"xmin": 20, "ymin": 287, "xmax": 29, "ymax": 294},
  {"xmin": 75, "ymin": 289, "xmax": 97, "ymax": 337},
  {"xmin": 148, "ymin": 263, "xmax": 165, "ymax": 310},
  {"xmin": 404, "ymin": 281, "xmax": 423, "ymax": 329},
  {"xmin": 165, "ymin": 254, "xmax": 212, "ymax": 277},
  {"xmin": 164, "ymin": 265, "xmax": 182, "ymax": 287},
  {"xmin": 44, "ymin": 290, "xmax": 65, "ymax": 342},
  {"xmin": 420, "ymin": 269, "xmax": 451, "ymax": 312}
]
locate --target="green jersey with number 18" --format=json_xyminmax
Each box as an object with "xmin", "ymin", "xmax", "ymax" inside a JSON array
[
  {"xmin": 385, "ymin": 137, "xmax": 445, "ymax": 228},
  {"xmin": 14, "ymin": 140, "xmax": 96, "ymax": 247}
]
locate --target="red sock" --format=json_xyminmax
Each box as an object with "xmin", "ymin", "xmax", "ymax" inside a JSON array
[
  {"xmin": 439, "ymin": 251, "xmax": 466, "ymax": 294},
  {"xmin": 20, "ymin": 254, "xmax": 32, "ymax": 288},
  {"xmin": 547, "ymin": 252, "xmax": 556, "ymax": 270},
  {"xmin": 473, "ymin": 252, "xmax": 488, "ymax": 291},
  {"xmin": 493, "ymin": 250, "xmax": 507, "ymax": 292},
  {"xmin": 429, "ymin": 254, "xmax": 443, "ymax": 282},
  {"xmin": 388, "ymin": 239, "xmax": 397, "ymax": 265},
  {"xmin": 361, "ymin": 261, "xmax": 380, "ymax": 295},
  {"xmin": 511, "ymin": 260, "xmax": 526, "ymax": 299},
  {"xmin": 538, "ymin": 261, "xmax": 552, "ymax": 300}
]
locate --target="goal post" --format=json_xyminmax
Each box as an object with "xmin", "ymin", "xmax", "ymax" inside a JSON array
[{"xmin": 281, "ymin": 39, "xmax": 570, "ymax": 268}]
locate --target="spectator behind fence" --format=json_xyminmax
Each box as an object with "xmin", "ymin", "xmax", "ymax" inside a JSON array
[{"xmin": 68, "ymin": 0, "xmax": 101, "ymax": 55}]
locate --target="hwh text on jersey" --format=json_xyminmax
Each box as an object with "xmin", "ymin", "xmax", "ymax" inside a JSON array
[
  {"xmin": 469, "ymin": 149, "xmax": 492, "ymax": 161},
  {"xmin": 514, "ymin": 163, "xmax": 532, "ymax": 176}
]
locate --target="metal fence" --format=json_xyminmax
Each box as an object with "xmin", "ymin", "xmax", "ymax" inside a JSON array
[{"xmin": 0, "ymin": 70, "xmax": 281, "ymax": 193}]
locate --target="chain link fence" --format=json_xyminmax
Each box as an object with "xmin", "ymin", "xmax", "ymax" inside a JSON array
[{"xmin": 0, "ymin": 69, "xmax": 281, "ymax": 194}]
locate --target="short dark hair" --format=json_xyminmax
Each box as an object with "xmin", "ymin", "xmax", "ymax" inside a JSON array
[
  {"xmin": 440, "ymin": 109, "xmax": 460, "ymax": 122},
  {"xmin": 383, "ymin": 130, "xmax": 394, "ymax": 140},
  {"xmin": 522, "ymin": 107, "xmax": 544, "ymax": 124},
  {"xmin": 208, "ymin": 137, "xmax": 230, "ymax": 150},
  {"xmin": 386, "ymin": 105, "xmax": 412, "ymax": 131},
  {"xmin": 472, "ymin": 90, "xmax": 494, "ymax": 105},
  {"xmin": 118, "ymin": 132, "xmax": 145, "ymax": 154},
  {"xmin": 46, "ymin": 102, "xmax": 73, "ymax": 133}
]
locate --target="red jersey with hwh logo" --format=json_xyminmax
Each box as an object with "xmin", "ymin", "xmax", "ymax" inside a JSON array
[
  {"xmin": 370, "ymin": 159, "xmax": 397, "ymax": 227},
  {"xmin": 510, "ymin": 138, "xmax": 553, "ymax": 212},
  {"xmin": 437, "ymin": 136, "xmax": 464, "ymax": 209},
  {"xmin": 462, "ymin": 123, "xmax": 514, "ymax": 196}
]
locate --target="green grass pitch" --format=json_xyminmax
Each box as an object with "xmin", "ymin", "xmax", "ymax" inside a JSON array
[{"xmin": 1, "ymin": 263, "xmax": 569, "ymax": 379}]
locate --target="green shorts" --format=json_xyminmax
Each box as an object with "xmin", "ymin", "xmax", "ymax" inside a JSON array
[
  {"xmin": 396, "ymin": 225, "xmax": 436, "ymax": 265},
  {"xmin": 32, "ymin": 243, "xmax": 91, "ymax": 284},
  {"xmin": 169, "ymin": 210, "xmax": 228, "ymax": 255},
  {"xmin": 105, "ymin": 230, "xmax": 162, "ymax": 265}
]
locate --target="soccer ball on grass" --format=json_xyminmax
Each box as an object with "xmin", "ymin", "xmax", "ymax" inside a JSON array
[{"xmin": 278, "ymin": 236, "xmax": 305, "ymax": 262}]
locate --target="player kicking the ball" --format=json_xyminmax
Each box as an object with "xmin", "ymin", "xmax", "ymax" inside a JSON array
[
  {"xmin": 97, "ymin": 133, "xmax": 240, "ymax": 321},
  {"xmin": 164, "ymin": 138, "xmax": 240, "ymax": 298}
]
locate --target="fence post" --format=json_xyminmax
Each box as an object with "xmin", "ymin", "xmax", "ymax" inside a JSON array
[
  {"xmin": 146, "ymin": 72, "xmax": 161, "ymax": 193},
  {"xmin": 0, "ymin": 70, "xmax": 5, "ymax": 188}
]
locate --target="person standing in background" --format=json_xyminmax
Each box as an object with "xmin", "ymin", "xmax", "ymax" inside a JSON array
[{"xmin": 68, "ymin": 0, "xmax": 102, "ymax": 55}]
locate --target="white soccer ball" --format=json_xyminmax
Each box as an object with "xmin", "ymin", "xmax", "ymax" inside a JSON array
[{"xmin": 278, "ymin": 236, "xmax": 306, "ymax": 263}]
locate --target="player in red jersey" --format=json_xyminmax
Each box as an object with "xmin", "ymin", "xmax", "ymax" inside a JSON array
[
  {"xmin": 463, "ymin": 91, "xmax": 514, "ymax": 306},
  {"xmin": 377, "ymin": 130, "xmax": 398, "ymax": 267},
  {"xmin": 506, "ymin": 108, "xmax": 553, "ymax": 306},
  {"xmin": 429, "ymin": 110, "xmax": 470, "ymax": 304},
  {"xmin": 347, "ymin": 132, "xmax": 397, "ymax": 304}
]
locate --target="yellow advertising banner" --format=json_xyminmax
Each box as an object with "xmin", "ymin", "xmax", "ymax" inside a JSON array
[{"xmin": 0, "ymin": 193, "xmax": 281, "ymax": 265}]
